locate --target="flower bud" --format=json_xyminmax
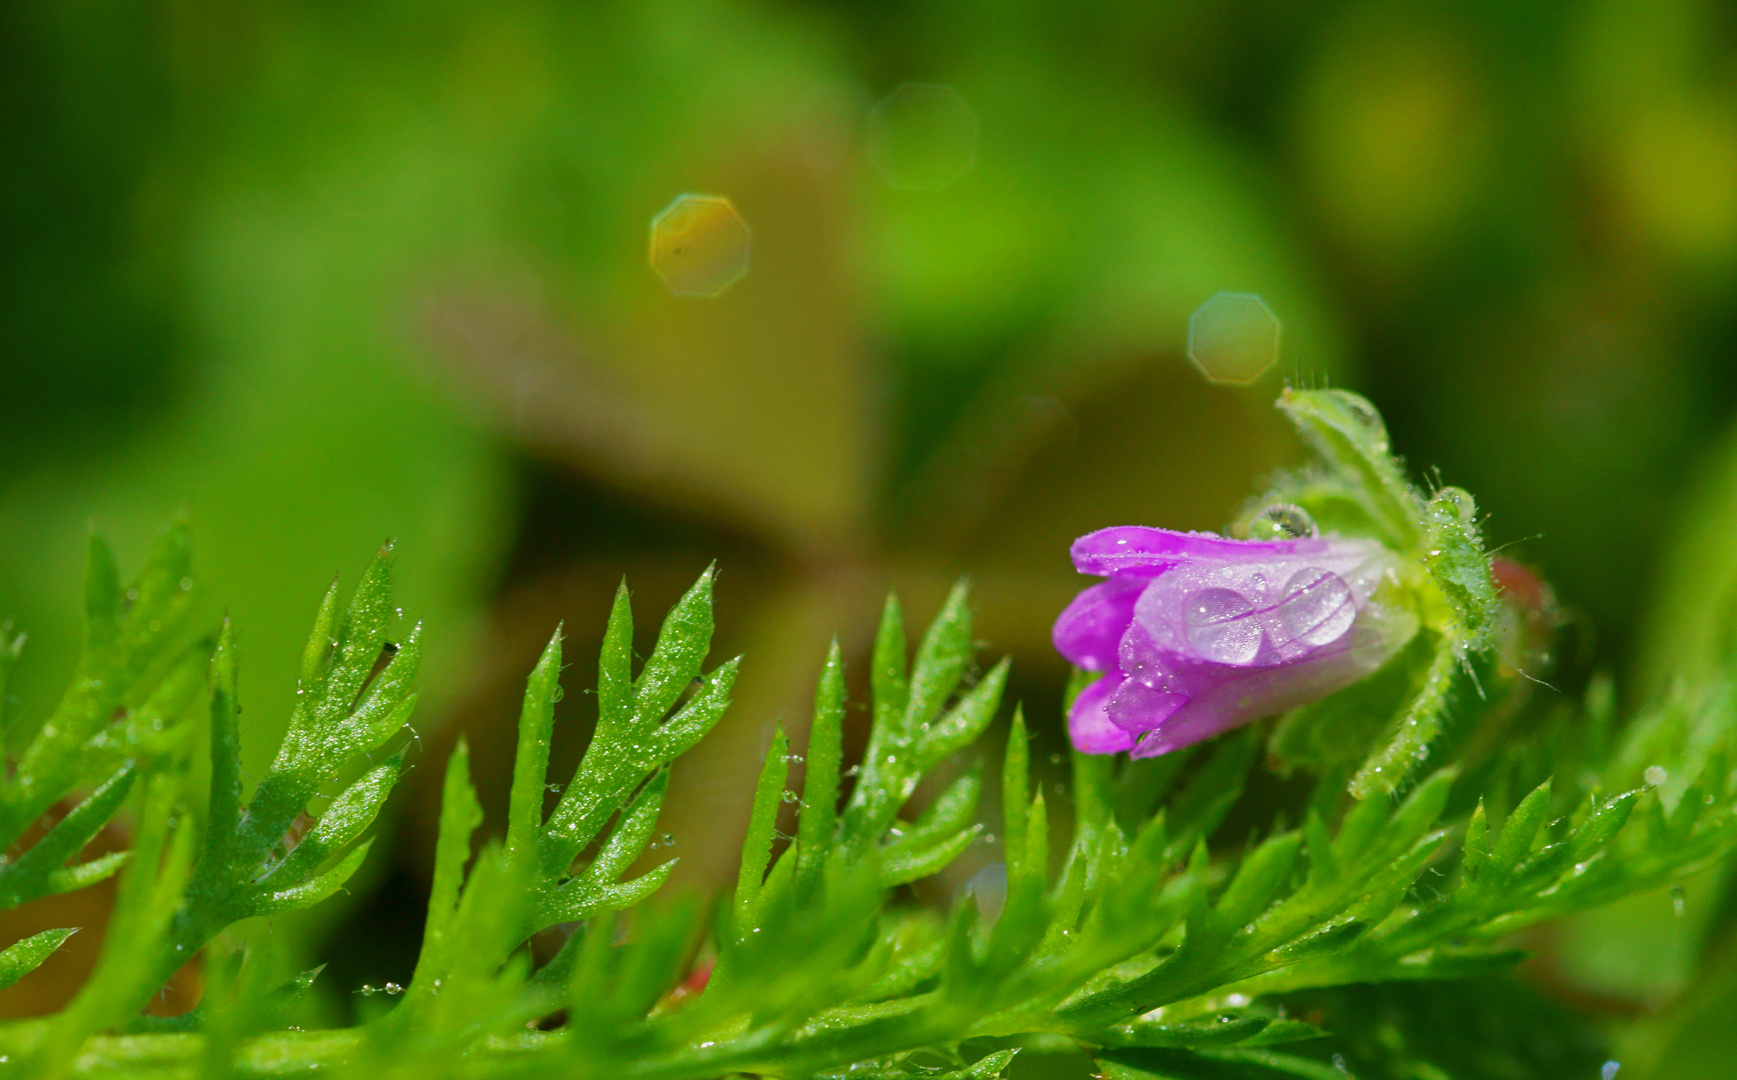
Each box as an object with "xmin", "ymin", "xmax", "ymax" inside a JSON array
[{"xmin": 1055, "ymin": 525, "xmax": 1417, "ymax": 757}]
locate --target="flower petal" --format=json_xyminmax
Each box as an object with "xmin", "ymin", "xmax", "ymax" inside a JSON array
[
  {"xmin": 1070, "ymin": 526, "xmax": 1338, "ymax": 578},
  {"xmin": 1068, "ymin": 674, "xmax": 1137, "ymax": 754},
  {"xmin": 1106, "ymin": 678, "xmax": 1188, "ymax": 735},
  {"xmin": 1052, "ymin": 577, "xmax": 1143, "ymax": 671}
]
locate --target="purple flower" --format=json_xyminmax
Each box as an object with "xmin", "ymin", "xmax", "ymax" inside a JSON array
[{"xmin": 1055, "ymin": 525, "xmax": 1415, "ymax": 757}]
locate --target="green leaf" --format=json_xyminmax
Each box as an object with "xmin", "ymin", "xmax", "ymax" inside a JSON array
[
  {"xmin": 405, "ymin": 737, "xmax": 484, "ymax": 1003},
  {"xmin": 1098, "ymin": 1015, "xmax": 1326, "ymax": 1050},
  {"xmin": 506, "ymin": 626, "xmax": 563, "ymax": 866},
  {"xmin": 1420, "ymin": 488, "xmax": 1500, "ymax": 650},
  {"xmin": 736, "ymin": 726, "xmax": 790, "ymax": 932},
  {"xmin": 543, "ymin": 571, "xmax": 733, "ymax": 870},
  {"xmin": 1350, "ymin": 639, "xmax": 1460, "ymax": 798},
  {"xmin": 917, "ymin": 659, "xmax": 1010, "ymax": 773},
  {"xmin": 905, "ymin": 581, "xmax": 974, "ymax": 735},
  {"xmin": 1003, "ymin": 705, "xmax": 1031, "ymax": 887},
  {"xmin": 1099, "ymin": 1046, "xmax": 1347, "ymax": 1080},
  {"xmin": 259, "ymin": 753, "xmax": 402, "ymax": 889},
  {"xmin": 631, "ymin": 566, "xmax": 716, "ymax": 727},
  {"xmin": 797, "ymin": 638, "xmax": 846, "ymax": 898},
  {"xmin": 1570, "ymin": 789, "xmax": 1639, "ymax": 861},
  {"xmin": 844, "ymin": 596, "xmax": 912, "ymax": 849},
  {"xmin": 1215, "ymin": 831, "xmax": 1303, "ymax": 931},
  {"xmin": 0, "ymin": 621, "xmax": 24, "ymax": 737},
  {"xmin": 3, "ymin": 522, "xmax": 202, "ymax": 855},
  {"xmin": 1492, "ymin": 779, "xmax": 1553, "ymax": 873},
  {"xmin": 1275, "ymin": 387, "xmax": 1421, "ymax": 550},
  {"xmin": 0, "ymin": 927, "xmax": 77, "ymax": 992},
  {"xmin": 0, "ymin": 765, "xmax": 135, "ymax": 908}
]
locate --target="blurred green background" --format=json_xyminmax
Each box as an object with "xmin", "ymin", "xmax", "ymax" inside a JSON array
[{"xmin": 4, "ymin": 0, "xmax": 1737, "ymax": 1073}]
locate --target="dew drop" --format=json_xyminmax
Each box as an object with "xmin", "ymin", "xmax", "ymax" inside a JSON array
[
  {"xmin": 1331, "ymin": 390, "xmax": 1389, "ymax": 452},
  {"xmin": 1272, "ymin": 568, "xmax": 1356, "ymax": 648},
  {"xmin": 1432, "ymin": 486, "xmax": 1477, "ymax": 525},
  {"xmin": 1183, "ymin": 588, "xmax": 1262, "ymax": 664},
  {"xmin": 1248, "ymin": 503, "xmax": 1318, "ymax": 541},
  {"xmin": 1672, "ymin": 883, "xmax": 1686, "ymax": 917},
  {"xmin": 1645, "ymin": 765, "xmax": 1668, "ymax": 787},
  {"xmin": 1602, "ymin": 1061, "xmax": 1621, "ymax": 1080}
]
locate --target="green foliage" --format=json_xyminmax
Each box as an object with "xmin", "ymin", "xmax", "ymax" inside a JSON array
[{"xmin": 1, "ymin": 397, "xmax": 1736, "ymax": 1077}]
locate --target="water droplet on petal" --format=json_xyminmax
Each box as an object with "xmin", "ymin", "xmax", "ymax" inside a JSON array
[
  {"xmin": 1183, "ymin": 588, "xmax": 1263, "ymax": 665},
  {"xmin": 1272, "ymin": 568, "xmax": 1357, "ymax": 648}
]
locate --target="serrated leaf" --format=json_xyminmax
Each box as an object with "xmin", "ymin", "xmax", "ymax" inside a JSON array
[
  {"xmin": 631, "ymin": 567, "xmax": 715, "ymax": 725},
  {"xmin": 0, "ymin": 765, "xmax": 134, "ymax": 908},
  {"xmin": 261, "ymin": 753, "xmax": 402, "ymax": 889}
]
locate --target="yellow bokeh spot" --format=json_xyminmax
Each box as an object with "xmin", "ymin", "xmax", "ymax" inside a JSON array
[{"xmin": 649, "ymin": 194, "xmax": 752, "ymax": 298}]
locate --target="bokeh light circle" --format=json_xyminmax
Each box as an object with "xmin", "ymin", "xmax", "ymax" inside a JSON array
[
  {"xmin": 866, "ymin": 83, "xmax": 980, "ymax": 192},
  {"xmin": 1187, "ymin": 292, "xmax": 1281, "ymax": 386},
  {"xmin": 649, "ymin": 194, "xmax": 752, "ymax": 298}
]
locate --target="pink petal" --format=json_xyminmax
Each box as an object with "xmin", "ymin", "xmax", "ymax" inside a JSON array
[
  {"xmin": 1052, "ymin": 577, "xmax": 1143, "ymax": 671},
  {"xmin": 1068, "ymin": 674, "xmax": 1137, "ymax": 754},
  {"xmin": 1070, "ymin": 526, "xmax": 1337, "ymax": 578}
]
